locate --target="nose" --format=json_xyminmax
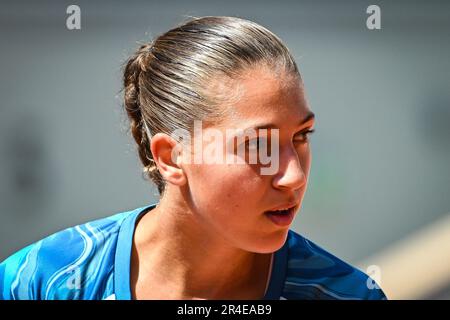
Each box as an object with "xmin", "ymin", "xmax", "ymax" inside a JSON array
[{"xmin": 272, "ymin": 147, "xmax": 307, "ymax": 191}]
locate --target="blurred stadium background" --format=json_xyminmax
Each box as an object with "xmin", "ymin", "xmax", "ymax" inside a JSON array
[{"xmin": 0, "ymin": 0, "xmax": 449, "ymax": 299}]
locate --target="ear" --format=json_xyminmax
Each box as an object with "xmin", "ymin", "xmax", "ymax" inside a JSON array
[{"xmin": 150, "ymin": 133, "xmax": 187, "ymax": 187}]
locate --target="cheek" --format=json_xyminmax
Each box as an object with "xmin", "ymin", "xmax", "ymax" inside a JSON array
[
  {"xmin": 185, "ymin": 163, "xmax": 265, "ymax": 208},
  {"xmin": 190, "ymin": 164, "xmax": 260, "ymax": 197},
  {"xmin": 297, "ymin": 145, "xmax": 312, "ymax": 179}
]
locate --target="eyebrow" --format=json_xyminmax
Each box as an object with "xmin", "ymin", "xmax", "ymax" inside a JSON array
[{"xmin": 251, "ymin": 111, "xmax": 316, "ymax": 130}]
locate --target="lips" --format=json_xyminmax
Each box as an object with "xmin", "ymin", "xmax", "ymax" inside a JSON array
[
  {"xmin": 267, "ymin": 202, "xmax": 298, "ymax": 212},
  {"xmin": 264, "ymin": 203, "xmax": 298, "ymax": 227}
]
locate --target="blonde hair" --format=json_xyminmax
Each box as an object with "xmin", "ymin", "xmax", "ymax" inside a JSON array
[{"xmin": 123, "ymin": 16, "xmax": 300, "ymax": 194}]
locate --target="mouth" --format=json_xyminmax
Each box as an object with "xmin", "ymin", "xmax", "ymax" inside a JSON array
[{"xmin": 264, "ymin": 204, "xmax": 298, "ymax": 227}]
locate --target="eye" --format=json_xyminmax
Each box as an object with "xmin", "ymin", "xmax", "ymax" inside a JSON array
[{"xmin": 294, "ymin": 129, "xmax": 315, "ymax": 144}]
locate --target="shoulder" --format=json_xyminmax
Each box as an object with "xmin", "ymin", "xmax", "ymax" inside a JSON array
[
  {"xmin": 0, "ymin": 208, "xmax": 138, "ymax": 300},
  {"xmin": 281, "ymin": 230, "xmax": 387, "ymax": 300}
]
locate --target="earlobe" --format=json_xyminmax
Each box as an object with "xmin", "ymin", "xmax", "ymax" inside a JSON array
[
  {"xmin": 165, "ymin": 144, "xmax": 187, "ymax": 186},
  {"xmin": 155, "ymin": 161, "xmax": 187, "ymax": 187},
  {"xmin": 162, "ymin": 167, "xmax": 187, "ymax": 187}
]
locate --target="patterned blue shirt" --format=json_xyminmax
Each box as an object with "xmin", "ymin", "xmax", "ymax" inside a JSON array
[{"xmin": 0, "ymin": 204, "xmax": 386, "ymax": 300}]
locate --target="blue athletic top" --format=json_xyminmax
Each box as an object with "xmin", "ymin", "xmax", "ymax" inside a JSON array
[{"xmin": 0, "ymin": 204, "xmax": 387, "ymax": 300}]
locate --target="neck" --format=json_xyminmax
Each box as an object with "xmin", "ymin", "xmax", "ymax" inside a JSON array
[{"xmin": 131, "ymin": 189, "xmax": 272, "ymax": 299}]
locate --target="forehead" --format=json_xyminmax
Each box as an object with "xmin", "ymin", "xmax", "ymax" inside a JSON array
[{"xmin": 218, "ymin": 67, "xmax": 311, "ymax": 128}]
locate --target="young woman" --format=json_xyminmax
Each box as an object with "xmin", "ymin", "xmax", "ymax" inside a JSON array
[{"xmin": 0, "ymin": 16, "xmax": 386, "ymax": 300}]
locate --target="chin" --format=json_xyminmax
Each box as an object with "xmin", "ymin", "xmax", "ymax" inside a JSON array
[{"xmin": 247, "ymin": 229, "xmax": 290, "ymax": 254}]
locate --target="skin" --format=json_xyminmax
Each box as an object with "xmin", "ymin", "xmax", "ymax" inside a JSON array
[{"xmin": 130, "ymin": 66, "xmax": 315, "ymax": 300}]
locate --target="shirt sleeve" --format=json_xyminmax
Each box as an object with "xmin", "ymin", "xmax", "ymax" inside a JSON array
[{"xmin": 0, "ymin": 243, "xmax": 39, "ymax": 300}]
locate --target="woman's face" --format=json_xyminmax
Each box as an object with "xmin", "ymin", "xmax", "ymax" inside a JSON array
[{"xmin": 181, "ymin": 66, "xmax": 315, "ymax": 254}]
